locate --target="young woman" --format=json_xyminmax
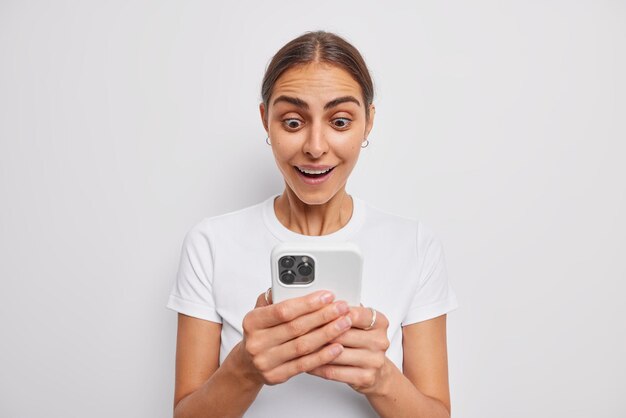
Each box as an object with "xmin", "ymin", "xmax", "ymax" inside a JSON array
[{"xmin": 167, "ymin": 30, "xmax": 458, "ymax": 418}]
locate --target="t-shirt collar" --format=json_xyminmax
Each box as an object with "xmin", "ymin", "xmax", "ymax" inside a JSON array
[{"xmin": 262, "ymin": 193, "xmax": 365, "ymax": 242}]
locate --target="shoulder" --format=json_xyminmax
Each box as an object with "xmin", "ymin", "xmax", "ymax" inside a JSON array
[
  {"xmin": 359, "ymin": 198, "xmax": 419, "ymax": 235},
  {"xmin": 358, "ymin": 198, "xmax": 442, "ymax": 250},
  {"xmin": 183, "ymin": 197, "xmax": 271, "ymax": 246},
  {"xmin": 361, "ymin": 199, "xmax": 417, "ymax": 227}
]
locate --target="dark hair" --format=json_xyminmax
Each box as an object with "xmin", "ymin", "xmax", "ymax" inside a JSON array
[{"xmin": 261, "ymin": 30, "xmax": 374, "ymax": 121}]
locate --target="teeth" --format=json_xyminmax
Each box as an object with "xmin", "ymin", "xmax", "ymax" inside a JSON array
[{"xmin": 297, "ymin": 167, "xmax": 332, "ymax": 175}]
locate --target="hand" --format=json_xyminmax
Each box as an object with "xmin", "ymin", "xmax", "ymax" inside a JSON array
[
  {"xmin": 307, "ymin": 306, "xmax": 391, "ymax": 395},
  {"xmin": 235, "ymin": 290, "xmax": 353, "ymax": 386}
]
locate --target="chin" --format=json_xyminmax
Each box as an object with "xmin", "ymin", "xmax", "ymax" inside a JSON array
[{"xmin": 289, "ymin": 185, "xmax": 338, "ymax": 206}]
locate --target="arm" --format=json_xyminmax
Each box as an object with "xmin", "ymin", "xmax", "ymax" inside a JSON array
[
  {"xmin": 172, "ymin": 290, "xmax": 352, "ymax": 418},
  {"xmin": 308, "ymin": 311, "xmax": 451, "ymax": 418},
  {"xmin": 172, "ymin": 314, "xmax": 263, "ymax": 418},
  {"xmin": 367, "ymin": 314, "xmax": 451, "ymax": 418}
]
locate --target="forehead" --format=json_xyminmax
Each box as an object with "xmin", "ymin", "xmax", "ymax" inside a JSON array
[{"xmin": 272, "ymin": 63, "xmax": 361, "ymax": 103}]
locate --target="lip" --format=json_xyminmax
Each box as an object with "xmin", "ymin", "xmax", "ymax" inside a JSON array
[
  {"xmin": 293, "ymin": 165, "xmax": 336, "ymax": 185},
  {"xmin": 296, "ymin": 164, "xmax": 335, "ymax": 171}
]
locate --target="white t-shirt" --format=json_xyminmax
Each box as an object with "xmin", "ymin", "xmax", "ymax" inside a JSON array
[{"xmin": 166, "ymin": 194, "xmax": 458, "ymax": 417}]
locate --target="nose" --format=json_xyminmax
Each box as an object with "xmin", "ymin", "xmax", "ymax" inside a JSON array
[{"xmin": 302, "ymin": 122, "xmax": 329, "ymax": 159}]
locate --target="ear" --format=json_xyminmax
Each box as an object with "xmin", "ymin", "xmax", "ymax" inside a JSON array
[
  {"xmin": 364, "ymin": 104, "xmax": 375, "ymax": 139},
  {"xmin": 259, "ymin": 102, "xmax": 269, "ymax": 133}
]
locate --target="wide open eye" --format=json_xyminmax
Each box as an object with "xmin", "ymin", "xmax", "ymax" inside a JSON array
[
  {"xmin": 282, "ymin": 118, "xmax": 303, "ymax": 131},
  {"xmin": 332, "ymin": 117, "xmax": 352, "ymax": 129}
]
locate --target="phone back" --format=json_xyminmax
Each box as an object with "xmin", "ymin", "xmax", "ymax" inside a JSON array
[{"xmin": 271, "ymin": 241, "xmax": 363, "ymax": 306}]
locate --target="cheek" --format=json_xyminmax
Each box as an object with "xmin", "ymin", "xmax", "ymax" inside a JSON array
[
  {"xmin": 336, "ymin": 140, "xmax": 361, "ymax": 158},
  {"xmin": 272, "ymin": 141, "xmax": 298, "ymax": 163}
]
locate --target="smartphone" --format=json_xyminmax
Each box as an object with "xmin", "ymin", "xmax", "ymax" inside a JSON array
[{"xmin": 270, "ymin": 241, "xmax": 363, "ymax": 306}]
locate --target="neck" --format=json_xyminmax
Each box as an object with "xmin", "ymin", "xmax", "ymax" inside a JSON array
[{"xmin": 274, "ymin": 187, "xmax": 353, "ymax": 236}]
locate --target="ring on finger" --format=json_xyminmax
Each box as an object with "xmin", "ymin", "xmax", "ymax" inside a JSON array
[{"xmin": 363, "ymin": 307, "xmax": 377, "ymax": 330}]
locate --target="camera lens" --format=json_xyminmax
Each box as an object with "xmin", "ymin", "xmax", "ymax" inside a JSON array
[
  {"xmin": 297, "ymin": 262, "xmax": 313, "ymax": 276},
  {"xmin": 280, "ymin": 270, "xmax": 295, "ymax": 284},
  {"xmin": 280, "ymin": 256, "xmax": 295, "ymax": 268}
]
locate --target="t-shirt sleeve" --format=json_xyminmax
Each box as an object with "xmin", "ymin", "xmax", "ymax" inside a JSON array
[
  {"xmin": 402, "ymin": 222, "xmax": 459, "ymax": 326},
  {"xmin": 166, "ymin": 221, "xmax": 222, "ymax": 323}
]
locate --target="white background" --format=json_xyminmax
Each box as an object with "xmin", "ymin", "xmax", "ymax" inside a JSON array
[{"xmin": 1, "ymin": 1, "xmax": 624, "ymax": 417}]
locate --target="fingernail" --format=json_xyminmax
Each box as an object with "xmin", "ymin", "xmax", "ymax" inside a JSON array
[
  {"xmin": 336, "ymin": 316, "xmax": 352, "ymax": 330},
  {"xmin": 330, "ymin": 344, "xmax": 343, "ymax": 356},
  {"xmin": 320, "ymin": 292, "xmax": 334, "ymax": 304},
  {"xmin": 335, "ymin": 302, "xmax": 349, "ymax": 314}
]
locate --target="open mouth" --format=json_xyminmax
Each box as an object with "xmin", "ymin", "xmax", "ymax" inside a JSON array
[{"xmin": 295, "ymin": 166, "xmax": 335, "ymax": 178}]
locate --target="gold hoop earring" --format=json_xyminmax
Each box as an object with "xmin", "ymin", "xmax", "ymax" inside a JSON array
[
  {"xmin": 361, "ymin": 138, "xmax": 369, "ymax": 148},
  {"xmin": 266, "ymin": 136, "xmax": 271, "ymax": 146}
]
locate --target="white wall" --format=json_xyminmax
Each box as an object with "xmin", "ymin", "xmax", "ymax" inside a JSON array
[{"xmin": 1, "ymin": 1, "xmax": 624, "ymax": 417}]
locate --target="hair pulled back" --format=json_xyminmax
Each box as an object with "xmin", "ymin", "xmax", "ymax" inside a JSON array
[{"xmin": 261, "ymin": 30, "xmax": 374, "ymax": 121}]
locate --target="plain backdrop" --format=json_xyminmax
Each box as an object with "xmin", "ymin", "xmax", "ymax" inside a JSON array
[{"xmin": 1, "ymin": 1, "xmax": 624, "ymax": 417}]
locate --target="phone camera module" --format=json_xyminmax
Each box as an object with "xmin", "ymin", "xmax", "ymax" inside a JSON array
[
  {"xmin": 280, "ymin": 270, "xmax": 296, "ymax": 284},
  {"xmin": 297, "ymin": 262, "xmax": 313, "ymax": 276},
  {"xmin": 280, "ymin": 256, "xmax": 295, "ymax": 269}
]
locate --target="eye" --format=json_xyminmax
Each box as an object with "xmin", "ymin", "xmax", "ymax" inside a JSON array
[
  {"xmin": 282, "ymin": 118, "xmax": 303, "ymax": 131},
  {"xmin": 332, "ymin": 117, "xmax": 352, "ymax": 129}
]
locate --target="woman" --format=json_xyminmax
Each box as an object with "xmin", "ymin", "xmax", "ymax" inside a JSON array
[{"xmin": 167, "ymin": 30, "xmax": 458, "ymax": 417}]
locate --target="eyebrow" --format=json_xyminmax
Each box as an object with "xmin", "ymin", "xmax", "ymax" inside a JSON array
[{"xmin": 272, "ymin": 95, "xmax": 361, "ymax": 110}]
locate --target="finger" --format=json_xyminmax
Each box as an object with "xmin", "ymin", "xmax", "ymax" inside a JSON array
[
  {"xmin": 249, "ymin": 290, "xmax": 336, "ymax": 329},
  {"xmin": 330, "ymin": 328, "xmax": 389, "ymax": 351},
  {"xmin": 326, "ymin": 347, "xmax": 383, "ymax": 368},
  {"xmin": 264, "ymin": 343, "xmax": 344, "ymax": 384},
  {"xmin": 255, "ymin": 290, "xmax": 271, "ymax": 308},
  {"xmin": 247, "ymin": 301, "xmax": 349, "ymax": 354},
  {"xmin": 329, "ymin": 329, "xmax": 368, "ymax": 348},
  {"xmin": 261, "ymin": 300, "xmax": 350, "ymax": 347},
  {"xmin": 260, "ymin": 313, "xmax": 352, "ymax": 370},
  {"xmin": 308, "ymin": 364, "xmax": 375, "ymax": 389},
  {"xmin": 347, "ymin": 306, "xmax": 388, "ymax": 330}
]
